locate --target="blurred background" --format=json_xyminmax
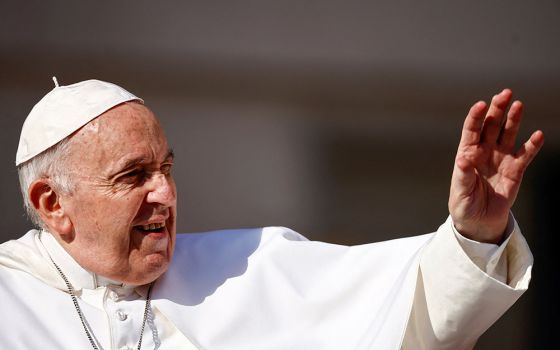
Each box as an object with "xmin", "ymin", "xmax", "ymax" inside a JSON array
[{"xmin": 1, "ymin": 1, "xmax": 558, "ymax": 348}]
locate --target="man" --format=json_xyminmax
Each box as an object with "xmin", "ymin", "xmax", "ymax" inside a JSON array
[{"xmin": 0, "ymin": 79, "xmax": 544, "ymax": 349}]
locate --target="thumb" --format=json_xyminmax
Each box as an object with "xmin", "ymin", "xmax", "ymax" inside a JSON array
[{"xmin": 451, "ymin": 156, "xmax": 477, "ymax": 197}]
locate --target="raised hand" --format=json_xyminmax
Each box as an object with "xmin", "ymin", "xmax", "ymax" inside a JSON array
[{"xmin": 448, "ymin": 89, "xmax": 544, "ymax": 244}]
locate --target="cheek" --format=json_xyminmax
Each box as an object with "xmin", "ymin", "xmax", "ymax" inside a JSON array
[{"xmin": 69, "ymin": 196, "xmax": 139, "ymax": 247}]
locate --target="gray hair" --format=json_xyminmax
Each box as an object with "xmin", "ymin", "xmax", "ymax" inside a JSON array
[{"xmin": 17, "ymin": 137, "xmax": 75, "ymax": 229}]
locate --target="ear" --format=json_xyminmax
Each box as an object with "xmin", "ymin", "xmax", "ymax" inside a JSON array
[{"xmin": 28, "ymin": 179, "xmax": 74, "ymax": 240}]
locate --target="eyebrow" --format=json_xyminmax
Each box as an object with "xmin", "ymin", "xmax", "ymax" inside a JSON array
[{"xmin": 165, "ymin": 148, "xmax": 175, "ymax": 162}]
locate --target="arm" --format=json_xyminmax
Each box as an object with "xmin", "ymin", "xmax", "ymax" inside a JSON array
[
  {"xmin": 402, "ymin": 215, "xmax": 533, "ymax": 350},
  {"xmin": 403, "ymin": 90, "xmax": 543, "ymax": 349}
]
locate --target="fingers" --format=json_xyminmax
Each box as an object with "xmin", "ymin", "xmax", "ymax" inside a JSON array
[
  {"xmin": 516, "ymin": 130, "xmax": 545, "ymax": 168},
  {"xmin": 459, "ymin": 101, "xmax": 487, "ymax": 148},
  {"xmin": 498, "ymin": 100, "xmax": 523, "ymax": 150},
  {"xmin": 459, "ymin": 89, "xmax": 513, "ymax": 149},
  {"xmin": 480, "ymin": 89, "xmax": 512, "ymax": 144}
]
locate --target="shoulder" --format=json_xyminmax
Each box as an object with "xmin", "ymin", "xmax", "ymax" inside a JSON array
[
  {"xmin": 0, "ymin": 229, "xmax": 65, "ymax": 288},
  {"xmin": 176, "ymin": 226, "xmax": 308, "ymax": 241},
  {"xmin": 1, "ymin": 229, "xmax": 41, "ymax": 247},
  {"xmin": 171, "ymin": 226, "xmax": 307, "ymax": 266},
  {"xmin": 0, "ymin": 229, "xmax": 44, "ymax": 263},
  {"xmin": 174, "ymin": 226, "xmax": 308, "ymax": 252},
  {"xmin": 159, "ymin": 227, "xmax": 309, "ymax": 304}
]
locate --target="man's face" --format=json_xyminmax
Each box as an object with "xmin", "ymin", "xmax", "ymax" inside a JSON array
[{"xmin": 58, "ymin": 102, "xmax": 177, "ymax": 285}]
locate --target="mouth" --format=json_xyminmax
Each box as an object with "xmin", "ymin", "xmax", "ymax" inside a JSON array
[{"xmin": 134, "ymin": 222, "xmax": 166, "ymax": 234}]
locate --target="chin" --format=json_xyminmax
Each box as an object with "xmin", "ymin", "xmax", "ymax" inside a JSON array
[
  {"xmin": 146, "ymin": 251, "xmax": 169, "ymax": 266},
  {"xmin": 127, "ymin": 264, "xmax": 168, "ymax": 285},
  {"xmin": 144, "ymin": 253, "xmax": 170, "ymax": 276}
]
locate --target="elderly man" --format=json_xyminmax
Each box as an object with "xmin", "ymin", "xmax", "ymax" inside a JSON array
[{"xmin": 0, "ymin": 79, "xmax": 543, "ymax": 349}]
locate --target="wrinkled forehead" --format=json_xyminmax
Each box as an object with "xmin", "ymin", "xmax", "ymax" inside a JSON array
[
  {"xmin": 67, "ymin": 103, "xmax": 170, "ymax": 172},
  {"xmin": 81, "ymin": 102, "xmax": 162, "ymax": 137}
]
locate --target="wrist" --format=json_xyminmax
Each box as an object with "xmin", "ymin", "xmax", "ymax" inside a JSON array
[{"xmin": 452, "ymin": 219, "xmax": 508, "ymax": 245}]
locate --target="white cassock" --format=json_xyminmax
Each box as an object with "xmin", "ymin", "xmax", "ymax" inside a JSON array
[{"xmin": 0, "ymin": 216, "xmax": 531, "ymax": 350}]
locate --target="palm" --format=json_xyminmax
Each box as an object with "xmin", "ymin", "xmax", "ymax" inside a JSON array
[{"xmin": 449, "ymin": 89, "xmax": 544, "ymax": 244}]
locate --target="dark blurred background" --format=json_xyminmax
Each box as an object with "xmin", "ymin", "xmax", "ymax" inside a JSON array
[{"xmin": 1, "ymin": 1, "xmax": 558, "ymax": 348}]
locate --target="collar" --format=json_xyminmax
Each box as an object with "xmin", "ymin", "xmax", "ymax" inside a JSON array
[{"xmin": 40, "ymin": 230, "xmax": 139, "ymax": 294}]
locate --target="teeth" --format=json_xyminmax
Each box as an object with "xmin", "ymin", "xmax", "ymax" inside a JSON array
[{"xmin": 140, "ymin": 222, "xmax": 165, "ymax": 231}]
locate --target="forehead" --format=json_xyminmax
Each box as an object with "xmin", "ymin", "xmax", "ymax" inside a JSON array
[{"xmin": 68, "ymin": 102, "xmax": 169, "ymax": 171}]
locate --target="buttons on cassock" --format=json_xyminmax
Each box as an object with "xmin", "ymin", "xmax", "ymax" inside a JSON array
[{"xmin": 116, "ymin": 310, "xmax": 128, "ymax": 321}]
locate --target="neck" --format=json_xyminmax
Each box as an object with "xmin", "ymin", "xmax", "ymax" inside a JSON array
[{"xmin": 40, "ymin": 230, "xmax": 136, "ymax": 290}]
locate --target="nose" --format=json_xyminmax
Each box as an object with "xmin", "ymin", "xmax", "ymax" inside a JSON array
[{"xmin": 146, "ymin": 173, "xmax": 176, "ymax": 207}]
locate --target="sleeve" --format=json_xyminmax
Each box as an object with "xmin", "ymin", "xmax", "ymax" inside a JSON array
[{"xmin": 401, "ymin": 215, "xmax": 533, "ymax": 350}]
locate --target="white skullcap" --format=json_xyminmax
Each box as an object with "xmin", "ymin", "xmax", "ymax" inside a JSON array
[{"xmin": 15, "ymin": 78, "xmax": 143, "ymax": 166}]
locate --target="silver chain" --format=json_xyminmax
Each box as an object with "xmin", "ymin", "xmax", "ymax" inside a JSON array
[{"xmin": 50, "ymin": 258, "xmax": 153, "ymax": 350}]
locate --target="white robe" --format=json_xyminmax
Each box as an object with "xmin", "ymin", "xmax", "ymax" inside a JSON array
[{"xmin": 0, "ymin": 216, "xmax": 532, "ymax": 349}]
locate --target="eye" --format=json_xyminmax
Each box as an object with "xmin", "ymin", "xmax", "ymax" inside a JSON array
[{"xmin": 119, "ymin": 168, "xmax": 145, "ymax": 183}]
